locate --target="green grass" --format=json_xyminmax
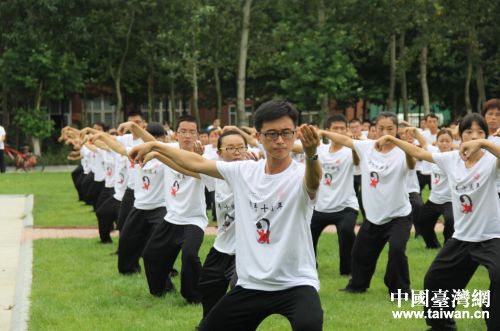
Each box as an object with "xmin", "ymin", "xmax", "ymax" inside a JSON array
[
  {"xmin": 30, "ymin": 235, "xmax": 489, "ymax": 331},
  {"xmin": 0, "ymin": 172, "xmax": 97, "ymax": 227}
]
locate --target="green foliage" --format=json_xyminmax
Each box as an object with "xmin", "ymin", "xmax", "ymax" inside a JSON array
[{"xmin": 13, "ymin": 108, "xmax": 54, "ymax": 139}]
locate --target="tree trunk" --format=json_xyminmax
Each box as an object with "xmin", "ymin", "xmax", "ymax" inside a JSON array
[
  {"xmin": 214, "ymin": 61, "xmax": 222, "ymax": 123},
  {"xmin": 32, "ymin": 137, "xmax": 41, "ymax": 156},
  {"xmin": 236, "ymin": 0, "xmax": 252, "ymax": 126},
  {"xmin": 147, "ymin": 68, "xmax": 154, "ymax": 122},
  {"xmin": 1, "ymin": 84, "xmax": 8, "ymax": 130},
  {"xmin": 115, "ymin": 77, "xmax": 123, "ymax": 122},
  {"xmin": 387, "ymin": 35, "xmax": 396, "ymax": 111},
  {"xmin": 169, "ymin": 77, "xmax": 176, "ymax": 128},
  {"xmin": 192, "ymin": 59, "xmax": 201, "ymax": 128},
  {"xmin": 35, "ymin": 80, "xmax": 43, "ymax": 110},
  {"xmin": 464, "ymin": 45, "xmax": 473, "ymax": 114},
  {"xmin": 476, "ymin": 61, "xmax": 486, "ymax": 112},
  {"xmin": 419, "ymin": 45, "xmax": 430, "ymax": 115},
  {"xmin": 399, "ymin": 33, "xmax": 408, "ymax": 121}
]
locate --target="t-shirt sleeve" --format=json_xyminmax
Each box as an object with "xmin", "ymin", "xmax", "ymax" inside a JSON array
[
  {"xmin": 431, "ymin": 151, "xmax": 455, "ymax": 174},
  {"xmin": 199, "ymin": 173, "xmax": 216, "ymax": 192},
  {"xmin": 352, "ymin": 140, "xmax": 374, "ymax": 161},
  {"xmin": 216, "ymin": 160, "xmax": 239, "ymax": 187}
]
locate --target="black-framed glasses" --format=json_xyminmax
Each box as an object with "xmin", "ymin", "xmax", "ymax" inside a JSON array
[
  {"xmin": 261, "ymin": 130, "xmax": 295, "ymax": 141},
  {"xmin": 219, "ymin": 146, "xmax": 248, "ymax": 153}
]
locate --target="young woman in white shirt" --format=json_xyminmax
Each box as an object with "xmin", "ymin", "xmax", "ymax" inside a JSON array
[
  {"xmin": 376, "ymin": 113, "xmax": 500, "ymax": 331},
  {"xmin": 321, "ymin": 111, "xmax": 414, "ymax": 298}
]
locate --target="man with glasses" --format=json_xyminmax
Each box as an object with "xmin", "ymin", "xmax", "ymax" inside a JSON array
[{"xmin": 130, "ymin": 100, "xmax": 323, "ymax": 330}]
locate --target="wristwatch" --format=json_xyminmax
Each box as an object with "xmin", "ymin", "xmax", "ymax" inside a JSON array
[{"xmin": 306, "ymin": 154, "xmax": 318, "ymax": 161}]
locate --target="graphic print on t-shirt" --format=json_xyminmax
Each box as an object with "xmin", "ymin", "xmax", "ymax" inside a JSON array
[
  {"xmin": 433, "ymin": 173, "xmax": 441, "ymax": 185},
  {"xmin": 142, "ymin": 176, "xmax": 150, "ymax": 190},
  {"xmin": 460, "ymin": 194, "xmax": 473, "ymax": 214},
  {"xmin": 369, "ymin": 171, "xmax": 380, "ymax": 188},
  {"xmin": 118, "ymin": 173, "xmax": 125, "ymax": 184},
  {"xmin": 106, "ymin": 166, "xmax": 113, "ymax": 177},
  {"xmin": 324, "ymin": 173, "xmax": 333, "ymax": 186},
  {"xmin": 171, "ymin": 180, "xmax": 180, "ymax": 197},
  {"xmin": 222, "ymin": 214, "xmax": 234, "ymax": 232},
  {"xmin": 256, "ymin": 218, "xmax": 270, "ymax": 244}
]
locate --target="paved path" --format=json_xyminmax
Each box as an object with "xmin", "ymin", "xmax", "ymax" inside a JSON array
[{"xmin": 0, "ymin": 195, "xmax": 32, "ymax": 331}]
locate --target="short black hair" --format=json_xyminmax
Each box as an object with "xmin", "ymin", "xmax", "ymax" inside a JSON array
[
  {"xmin": 425, "ymin": 113, "xmax": 439, "ymax": 121},
  {"xmin": 146, "ymin": 123, "xmax": 166, "ymax": 138},
  {"xmin": 126, "ymin": 110, "xmax": 144, "ymax": 119},
  {"xmin": 217, "ymin": 130, "xmax": 248, "ymax": 150},
  {"xmin": 374, "ymin": 111, "xmax": 398, "ymax": 126},
  {"xmin": 325, "ymin": 114, "xmax": 348, "ymax": 129},
  {"xmin": 482, "ymin": 98, "xmax": 500, "ymax": 116},
  {"xmin": 458, "ymin": 113, "xmax": 488, "ymax": 138},
  {"xmin": 176, "ymin": 115, "xmax": 198, "ymax": 131},
  {"xmin": 254, "ymin": 100, "xmax": 298, "ymax": 132},
  {"xmin": 93, "ymin": 122, "xmax": 109, "ymax": 131},
  {"xmin": 349, "ymin": 118, "xmax": 362, "ymax": 125}
]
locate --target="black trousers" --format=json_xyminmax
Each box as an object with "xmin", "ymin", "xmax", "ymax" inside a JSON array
[
  {"xmin": 418, "ymin": 201, "xmax": 454, "ymax": 248},
  {"xmin": 199, "ymin": 285, "xmax": 323, "ymax": 331},
  {"xmin": 86, "ymin": 180, "xmax": 104, "ymax": 211},
  {"xmin": 117, "ymin": 206, "xmax": 166, "ymax": 274},
  {"xmin": 205, "ymin": 188, "xmax": 216, "ymax": 221},
  {"xmin": 80, "ymin": 172, "xmax": 94, "ymax": 205},
  {"xmin": 0, "ymin": 149, "xmax": 5, "ymax": 173},
  {"xmin": 409, "ymin": 192, "xmax": 424, "ymax": 236},
  {"xmin": 310, "ymin": 208, "xmax": 357, "ymax": 275},
  {"xmin": 424, "ymin": 238, "xmax": 500, "ymax": 330},
  {"xmin": 142, "ymin": 221, "xmax": 204, "ymax": 303},
  {"xmin": 198, "ymin": 247, "xmax": 236, "ymax": 318},
  {"xmin": 353, "ymin": 175, "xmax": 366, "ymax": 220},
  {"xmin": 71, "ymin": 165, "xmax": 84, "ymax": 200},
  {"xmin": 95, "ymin": 186, "xmax": 113, "ymax": 212},
  {"xmin": 117, "ymin": 188, "xmax": 135, "ymax": 232},
  {"xmin": 346, "ymin": 215, "xmax": 412, "ymax": 294},
  {"xmin": 417, "ymin": 171, "xmax": 431, "ymax": 192},
  {"xmin": 95, "ymin": 193, "xmax": 120, "ymax": 243}
]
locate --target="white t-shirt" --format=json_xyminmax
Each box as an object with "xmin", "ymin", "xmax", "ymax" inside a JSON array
[
  {"xmin": 432, "ymin": 151, "xmax": 500, "ymax": 242},
  {"xmin": 164, "ymin": 167, "xmax": 210, "ymax": 231},
  {"xmin": 0, "ymin": 125, "xmax": 6, "ymax": 149},
  {"xmin": 113, "ymin": 154, "xmax": 128, "ymax": 201},
  {"xmin": 426, "ymin": 146, "xmax": 451, "ymax": 204},
  {"xmin": 353, "ymin": 140, "xmax": 412, "ymax": 225},
  {"xmin": 103, "ymin": 150, "xmax": 116, "ymax": 188},
  {"xmin": 420, "ymin": 131, "xmax": 437, "ymax": 175},
  {"xmin": 92, "ymin": 148, "xmax": 106, "ymax": 182},
  {"xmin": 203, "ymin": 144, "xmax": 219, "ymax": 160},
  {"xmin": 202, "ymin": 176, "xmax": 236, "ymax": 255},
  {"xmin": 406, "ymin": 168, "xmax": 420, "ymax": 194},
  {"xmin": 291, "ymin": 139, "xmax": 305, "ymax": 163},
  {"xmin": 315, "ymin": 144, "xmax": 359, "ymax": 213},
  {"xmin": 488, "ymin": 135, "xmax": 500, "ymax": 193},
  {"xmin": 216, "ymin": 159, "xmax": 319, "ymax": 292},
  {"xmin": 132, "ymin": 159, "xmax": 166, "ymax": 210},
  {"xmin": 80, "ymin": 145, "xmax": 92, "ymax": 174},
  {"xmin": 119, "ymin": 135, "xmax": 143, "ymax": 190}
]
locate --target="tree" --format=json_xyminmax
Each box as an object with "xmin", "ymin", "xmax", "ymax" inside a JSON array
[{"xmin": 236, "ymin": 0, "xmax": 253, "ymax": 126}]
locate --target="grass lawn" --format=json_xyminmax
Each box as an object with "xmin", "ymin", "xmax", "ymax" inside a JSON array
[
  {"xmin": 30, "ymin": 235, "xmax": 489, "ymax": 331},
  {"xmin": 0, "ymin": 172, "xmax": 96, "ymax": 227}
]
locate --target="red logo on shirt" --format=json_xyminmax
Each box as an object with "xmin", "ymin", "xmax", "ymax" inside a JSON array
[
  {"xmin": 324, "ymin": 173, "xmax": 333, "ymax": 186},
  {"xmin": 106, "ymin": 167, "xmax": 113, "ymax": 177},
  {"xmin": 473, "ymin": 173, "xmax": 480, "ymax": 181},
  {"xmin": 256, "ymin": 219, "xmax": 270, "ymax": 244},
  {"xmin": 460, "ymin": 194, "xmax": 473, "ymax": 214},
  {"xmin": 142, "ymin": 176, "xmax": 150, "ymax": 190},
  {"xmin": 433, "ymin": 174, "xmax": 440, "ymax": 185},
  {"xmin": 369, "ymin": 171, "xmax": 379, "ymax": 188},
  {"xmin": 171, "ymin": 180, "xmax": 180, "ymax": 197},
  {"xmin": 129, "ymin": 160, "xmax": 136, "ymax": 169}
]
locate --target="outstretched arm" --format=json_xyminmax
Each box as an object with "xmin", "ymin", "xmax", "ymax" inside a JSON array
[
  {"xmin": 297, "ymin": 124, "xmax": 321, "ymax": 199},
  {"xmin": 319, "ymin": 130, "xmax": 355, "ymax": 150},
  {"xmin": 117, "ymin": 122, "xmax": 155, "ymax": 142},
  {"xmin": 223, "ymin": 126, "xmax": 257, "ymax": 147},
  {"xmin": 460, "ymin": 139, "xmax": 500, "ymax": 167},
  {"xmin": 129, "ymin": 141, "xmax": 223, "ymax": 179},
  {"xmin": 141, "ymin": 151, "xmax": 201, "ymax": 179},
  {"xmin": 376, "ymin": 135, "xmax": 434, "ymax": 163},
  {"xmin": 91, "ymin": 132, "xmax": 127, "ymax": 155}
]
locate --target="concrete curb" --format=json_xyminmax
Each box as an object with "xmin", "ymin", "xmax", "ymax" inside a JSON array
[{"xmin": 10, "ymin": 195, "xmax": 34, "ymax": 331}]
